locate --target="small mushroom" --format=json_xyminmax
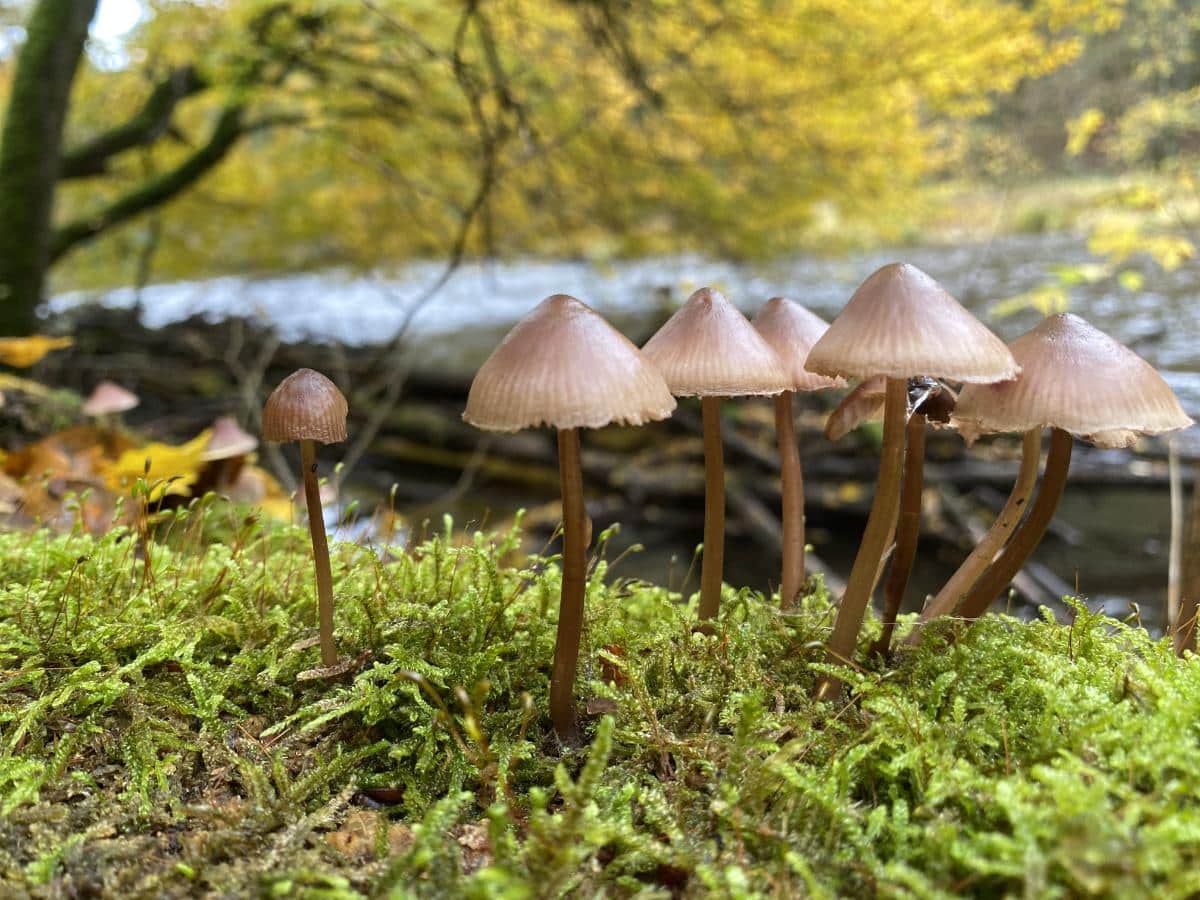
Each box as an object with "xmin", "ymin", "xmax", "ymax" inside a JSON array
[
  {"xmin": 804, "ymin": 263, "xmax": 1018, "ymax": 699},
  {"xmin": 938, "ymin": 313, "xmax": 1193, "ymax": 629},
  {"xmin": 197, "ymin": 416, "xmax": 259, "ymax": 492},
  {"xmin": 824, "ymin": 375, "xmax": 887, "ymax": 442},
  {"xmin": 82, "ymin": 381, "xmax": 139, "ymax": 418},
  {"xmin": 465, "ymin": 294, "xmax": 675, "ymax": 740},
  {"xmin": 262, "ymin": 369, "xmax": 349, "ymax": 668},
  {"xmin": 642, "ymin": 288, "xmax": 791, "ymax": 621},
  {"xmin": 751, "ymin": 297, "xmax": 843, "ymax": 607}
]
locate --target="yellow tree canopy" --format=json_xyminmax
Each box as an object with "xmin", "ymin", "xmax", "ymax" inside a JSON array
[{"xmin": 14, "ymin": 0, "xmax": 1122, "ymax": 289}]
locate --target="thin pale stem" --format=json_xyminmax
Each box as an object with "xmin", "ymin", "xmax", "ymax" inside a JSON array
[
  {"xmin": 908, "ymin": 428, "xmax": 1041, "ymax": 644},
  {"xmin": 549, "ymin": 427, "xmax": 586, "ymax": 741},
  {"xmin": 1175, "ymin": 471, "xmax": 1200, "ymax": 656},
  {"xmin": 814, "ymin": 377, "xmax": 907, "ymax": 701},
  {"xmin": 300, "ymin": 439, "xmax": 337, "ymax": 667},
  {"xmin": 698, "ymin": 396, "xmax": 725, "ymax": 621},
  {"xmin": 871, "ymin": 412, "xmax": 926, "ymax": 659},
  {"xmin": 775, "ymin": 391, "xmax": 805, "ymax": 608},
  {"xmin": 958, "ymin": 427, "xmax": 1074, "ymax": 622}
]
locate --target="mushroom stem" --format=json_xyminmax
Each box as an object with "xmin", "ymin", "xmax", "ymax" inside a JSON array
[
  {"xmin": 907, "ymin": 428, "xmax": 1041, "ymax": 644},
  {"xmin": 300, "ymin": 439, "xmax": 338, "ymax": 667},
  {"xmin": 958, "ymin": 427, "xmax": 1074, "ymax": 622},
  {"xmin": 775, "ymin": 390, "xmax": 806, "ymax": 608},
  {"xmin": 698, "ymin": 396, "xmax": 726, "ymax": 621},
  {"xmin": 549, "ymin": 427, "xmax": 586, "ymax": 740},
  {"xmin": 871, "ymin": 412, "xmax": 926, "ymax": 659},
  {"xmin": 815, "ymin": 377, "xmax": 907, "ymax": 700}
]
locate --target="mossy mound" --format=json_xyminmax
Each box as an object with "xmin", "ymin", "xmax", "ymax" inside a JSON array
[{"xmin": 1, "ymin": 501, "xmax": 1199, "ymax": 898}]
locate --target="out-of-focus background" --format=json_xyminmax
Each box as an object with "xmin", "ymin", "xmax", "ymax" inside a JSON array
[{"xmin": 0, "ymin": 0, "xmax": 1196, "ymax": 626}]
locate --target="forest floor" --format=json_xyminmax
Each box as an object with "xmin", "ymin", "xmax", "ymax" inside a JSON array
[{"xmin": 2, "ymin": 503, "xmax": 1199, "ymax": 898}]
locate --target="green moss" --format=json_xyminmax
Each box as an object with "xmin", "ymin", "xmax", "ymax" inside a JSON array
[{"xmin": 2, "ymin": 500, "xmax": 1200, "ymax": 897}]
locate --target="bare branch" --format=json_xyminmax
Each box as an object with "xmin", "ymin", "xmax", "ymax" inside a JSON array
[{"xmin": 59, "ymin": 66, "xmax": 207, "ymax": 179}]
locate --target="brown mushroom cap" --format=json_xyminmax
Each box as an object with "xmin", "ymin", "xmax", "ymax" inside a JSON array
[
  {"xmin": 202, "ymin": 416, "xmax": 260, "ymax": 461},
  {"xmin": 464, "ymin": 294, "xmax": 676, "ymax": 432},
  {"xmin": 954, "ymin": 313, "xmax": 1193, "ymax": 448},
  {"xmin": 642, "ymin": 287, "xmax": 791, "ymax": 397},
  {"xmin": 82, "ymin": 381, "xmax": 139, "ymax": 416},
  {"xmin": 805, "ymin": 262, "xmax": 1019, "ymax": 384},
  {"xmin": 752, "ymin": 297, "xmax": 846, "ymax": 393},
  {"xmin": 262, "ymin": 369, "xmax": 348, "ymax": 444}
]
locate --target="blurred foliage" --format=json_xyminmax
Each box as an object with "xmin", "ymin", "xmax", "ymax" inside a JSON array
[
  {"xmin": 0, "ymin": 0, "xmax": 1121, "ymax": 291},
  {"xmin": 3, "ymin": 514, "xmax": 1200, "ymax": 895}
]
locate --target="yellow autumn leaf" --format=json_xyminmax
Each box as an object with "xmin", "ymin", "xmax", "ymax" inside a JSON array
[
  {"xmin": 103, "ymin": 430, "xmax": 213, "ymax": 501},
  {"xmin": 0, "ymin": 335, "xmax": 73, "ymax": 368},
  {"xmin": 1065, "ymin": 108, "xmax": 1105, "ymax": 157}
]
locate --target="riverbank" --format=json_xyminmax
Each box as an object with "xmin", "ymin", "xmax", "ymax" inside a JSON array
[{"xmin": 2, "ymin": 515, "xmax": 1199, "ymax": 897}]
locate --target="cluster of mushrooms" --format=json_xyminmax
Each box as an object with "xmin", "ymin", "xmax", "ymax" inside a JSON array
[{"xmin": 260, "ymin": 262, "xmax": 1193, "ymax": 741}]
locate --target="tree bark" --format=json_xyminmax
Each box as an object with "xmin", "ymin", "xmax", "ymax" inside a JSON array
[{"xmin": 0, "ymin": 0, "xmax": 99, "ymax": 335}]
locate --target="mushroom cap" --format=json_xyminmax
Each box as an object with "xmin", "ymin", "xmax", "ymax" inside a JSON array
[
  {"xmin": 201, "ymin": 416, "xmax": 259, "ymax": 461},
  {"xmin": 82, "ymin": 381, "xmax": 140, "ymax": 416},
  {"xmin": 805, "ymin": 262, "xmax": 1019, "ymax": 384},
  {"xmin": 641, "ymin": 287, "xmax": 791, "ymax": 397},
  {"xmin": 954, "ymin": 313, "xmax": 1194, "ymax": 448},
  {"xmin": 463, "ymin": 294, "xmax": 676, "ymax": 432},
  {"xmin": 824, "ymin": 376, "xmax": 887, "ymax": 441},
  {"xmin": 751, "ymin": 297, "xmax": 845, "ymax": 393},
  {"xmin": 262, "ymin": 369, "xmax": 348, "ymax": 444}
]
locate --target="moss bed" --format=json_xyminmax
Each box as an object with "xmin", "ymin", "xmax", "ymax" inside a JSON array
[{"xmin": 2, "ymin": 500, "xmax": 1199, "ymax": 898}]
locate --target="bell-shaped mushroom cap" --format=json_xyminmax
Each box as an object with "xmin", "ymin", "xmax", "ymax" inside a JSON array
[
  {"xmin": 954, "ymin": 313, "xmax": 1193, "ymax": 449},
  {"xmin": 642, "ymin": 288, "xmax": 791, "ymax": 397},
  {"xmin": 82, "ymin": 381, "xmax": 140, "ymax": 416},
  {"xmin": 752, "ymin": 297, "xmax": 845, "ymax": 393},
  {"xmin": 201, "ymin": 416, "xmax": 259, "ymax": 461},
  {"xmin": 464, "ymin": 294, "xmax": 676, "ymax": 432},
  {"xmin": 262, "ymin": 369, "xmax": 348, "ymax": 444},
  {"xmin": 806, "ymin": 263, "xmax": 1019, "ymax": 384}
]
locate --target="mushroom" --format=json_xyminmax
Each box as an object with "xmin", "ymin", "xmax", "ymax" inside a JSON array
[
  {"xmin": 869, "ymin": 377, "xmax": 957, "ymax": 659},
  {"xmin": 642, "ymin": 288, "xmax": 791, "ymax": 621},
  {"xmin": 824, "ymin": 375, "xmax": 887, "ymax": 442},
  {"xmin": 82, "ymin": 381, "xmax": 139, "ymax": 418},
  {"xmin": 197, "ymin": 416, "xmax": 259, "ymax": 493},
  {"xmin": 464, "ymin": 294, "xmax": 675, "ymax": 740},
  {"xmin": 262, "ymin": 368, "xmax": 349, "ymax": 668},
  {"xmin": 804, "ymin": 263, "xmax": 1018, "ymax": 699},
  {"xmin": 751, "ymin": 297, "xmax": 843, "ymax": 607},
  {"xmin": 933, "ymin": 313, "xmax": 1193, "ymax": 628}
]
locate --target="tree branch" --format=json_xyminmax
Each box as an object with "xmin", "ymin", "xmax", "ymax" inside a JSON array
[
  {"xmin": 59, "ymin": 66, "xmax": 207, "ymax": 179},
  {"xmin": 50, "ymin": 105, "xmax": 245, "ymax": 262}
]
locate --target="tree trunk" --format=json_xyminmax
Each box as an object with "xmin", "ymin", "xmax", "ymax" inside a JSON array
[{"xmin": 0, "ymin": 0, "xmax": 99, "ymax": 336}]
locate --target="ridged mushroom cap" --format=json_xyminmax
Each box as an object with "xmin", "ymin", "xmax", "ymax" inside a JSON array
[
  {"xmin": 202, "ymin": 416, "xmax": 259, "ymax": 461},
  {"xmin": 262, "ymin": 369, "xmax": 348, "ymax": 444},
  {"xmin": 806, "ymin": 262, "xmax": 1019, "ymax": 384},
  {"xmin": 82, "ymin": 381, "xmax": 139, "ymax": 416},
  {"xmin": 954, "ymin": 313, "xmax": 1193, "ymax": 449},
  {"xmin": 752, "ymin": 297, "xmax": 845, "ymax": 393},
  {"xmin": 463, "ymin": 294, "xmax": 676, "ymax": 432},
  {"xmin": 642, "ymin": 288, "xmax": 791, "ymax": 397}
]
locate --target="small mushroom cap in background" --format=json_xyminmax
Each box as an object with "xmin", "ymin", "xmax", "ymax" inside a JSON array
[
  {"xmin": 642, "ymin": 287, "xmax": 791, "ymax": 397},
  {"xmin": 806, "ymin": 262, "xmax": 1019, "ymax": 384},
  {"xmin": 464, "ymin": 294, "xmax": 676, "ymax": 432},
  {"xmin": 82, "ymin": 381, "xmax": 140, "ymax": 416},
  {"xmin": 202, "ymin": 416, "xmax": 259, "ymax": 461},
  {"xmin": 752, "ymin": 297, "xmax": 846, "ymax": 393},
  {"xmin": 824, "ymin": 376, "xmax": 887, "ymax": 441},
  {"xmin": 954, "ymin": 313, "xmax": 1193, "ymax": 448},
  {"xmin": 262, "ymin": 369, "xmax": 348, "ymax": 444}
]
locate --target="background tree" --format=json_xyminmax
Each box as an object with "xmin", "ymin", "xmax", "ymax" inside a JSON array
[{"xmin": 0, "ymin": 0, "xmax": 1122, "ymax": 335}]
